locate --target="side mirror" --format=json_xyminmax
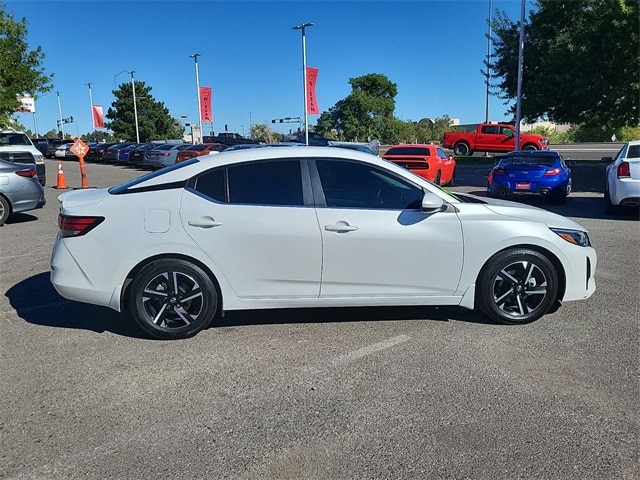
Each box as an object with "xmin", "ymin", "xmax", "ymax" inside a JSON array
[{"xmin": 421, "ymin": 191, "xmax": 445, "ymax": 212}]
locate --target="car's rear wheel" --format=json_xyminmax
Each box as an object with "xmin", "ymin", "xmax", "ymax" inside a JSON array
[
  {"xmin": 0, "ymin": 196, "xmax": 10, "ymax": 226},
  {"xmin": 477, "ymin": 248, "xmax": 558, "ymax": 325},
  {"xmin": 434, "ymin": 170, "xmax": 441, "ymax": 185},
  {"xmin": 128, "ymin": 258, "xmax": 218, "ymax": 340},
  {"xmin": 453, "ymin": 142, "xmax": 470, "ymax": 156}
]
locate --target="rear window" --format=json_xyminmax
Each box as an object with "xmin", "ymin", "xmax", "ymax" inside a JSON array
[
  {"xmin": 627, "ymin": 145, "xmax": 640, "ymax": 158},
  {"xmin": 499, "ymin": 155, "xmax": 558, "ymax": 167},
  {"xmin": 385, "ymin": 147, "xmax": 432, "ymax": 156}
]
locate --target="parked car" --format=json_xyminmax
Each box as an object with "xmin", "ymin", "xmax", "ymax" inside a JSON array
[
  {"xmin": 118, "ymin": 143, "xmax": 142, "ymax": 164},
  {"xmin": 54, "ymin": 143, "xmax": 79, "ymax": 161},
  {"xmin": 175, "ymin": 143, "xmax": 227, "ymax": 163},
  {"xmin": 442, "ymin": 123, "xmax": 549, "ymax": 156},
  {"xmin": 31, "ymin": 138, "xmax": 49, "ymax": 157},
  {"xmin": 0, "ymin": 130, "xmax": 46, "ymax": 185},
  {"xmin": 51, "ymin": 146, "xmax": 596, "ymax": 340},
  {"xmin": 603, "ymin": 140, "xmax": 640, "ymax": 213},
  {"xmin": 45, "ymin": 138, "xmax": 74, "ymax": 158},
  {"xmin": 0, "ymin": 158, "xmax": 46, "ymax": 226},
  {"xmin": 128, "ymin": 142, "xmax": 163, "ymax": 167},
  {"xmin": 382, "ymin": 144, "xmax": 456, "ymax": 185},
  {"xmin": 86, "ymin": 142, "xmax": 118, "ymax": 162},
  {"xmin": 101, "ymin": 143, "xmax": 135, "ymax": 163},
  {"xmin": 487, "ymin": 150, "xmax": 572, "ymax": 204},
  {"xmin": 143, "ymin": 143, "xmax": 191, "ymax": 168}
]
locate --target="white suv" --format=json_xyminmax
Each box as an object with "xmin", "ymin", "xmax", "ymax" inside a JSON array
[{"xmin": 0, "ymin": 130, "xmax": 46, "ymax": 186}]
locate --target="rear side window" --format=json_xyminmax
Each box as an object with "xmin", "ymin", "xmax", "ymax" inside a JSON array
[
  {"xmin": 385, "ymin": 147, "xmax": 432, "ymax": 156},
  {"xmin": 195, "ymin": 160, "xmax": 304, "ymax": 206},
  {"xmin": 627, "ymin": 145, "xmax": 640, "ymax": 159}
]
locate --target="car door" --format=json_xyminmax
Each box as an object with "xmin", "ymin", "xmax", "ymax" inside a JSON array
[
  {"xmin": 180, "ymin": 159, "xmax": 322, "ymax": 299},
  {"xmin": 312, "ymin": 159, "xmax": 464, "ymax": 297}
]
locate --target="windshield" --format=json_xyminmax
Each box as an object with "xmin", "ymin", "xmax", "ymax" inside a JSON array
[{"xmin": 0, "ymin": 133, "xmax": 31, "ymax": 146}]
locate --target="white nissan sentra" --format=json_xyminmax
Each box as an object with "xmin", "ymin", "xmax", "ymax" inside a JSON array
[{"xmin": 50, "ymin": 146, "xmax": 597, "ymax": 339}]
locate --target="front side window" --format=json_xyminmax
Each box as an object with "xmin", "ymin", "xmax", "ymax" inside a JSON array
[
  {"xmin": 195, "ymin": 160, "xmax": 304, "ymax": 206},
  {"xmin": 315, "ymin": 159, "xmax": 424, "ymax": 210}
]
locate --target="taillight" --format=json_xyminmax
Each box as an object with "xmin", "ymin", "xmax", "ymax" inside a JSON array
[
  {"xmin": 492, "ymin": 168, "xmax": 505, "ymax": 176},
  {"xmin": 161, "ymin": 152, "xmax": 170, "ymax": 157},
  {"xmin": 15, "ymin": 169, "xmax": 37, "ymax": 178},
  {"xmin": 544, "ymin": 168, "xmax": 561, "ymax": 176},
  {"xmin": 58, "ymin": 214, "xmax": 104, "ymax": 237},
  {"xmin": 618, "ymin": 161, "xmax": 631, "ymax": 178}
]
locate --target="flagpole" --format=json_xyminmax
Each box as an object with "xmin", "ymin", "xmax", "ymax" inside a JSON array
[
  {"xmin": 86, "ymin": 82, "xmax": 95, "ymax": 141},
  {"xmin": 293, "ymin": 22, "xmax": 314, "ymax": 146},
  {"xmin": 190, "ymin": 53, "xmax": 202, "ymax": 143}
]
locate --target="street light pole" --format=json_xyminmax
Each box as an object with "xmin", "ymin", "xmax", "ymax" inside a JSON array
[
  {"xmin": 129, "ymin": 71, "xmax": 140, "ymax": 143},
  {"xmin": 56, "ymin": 91, "xmax": 64, "ymax": 138},
  {"xmin": 292, "ymin": 22, "xmax": 314, "ymax": 145},
  {"xmin": 485, "ymin": 0, "xmax": 492, "ymax": 124},
  {"xmin": 190, "ymin": 53, "xmax": 202, "ymax": 143}
]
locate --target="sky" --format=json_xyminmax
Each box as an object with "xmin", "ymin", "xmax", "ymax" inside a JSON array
[{"xmin": 7, "ymin": 0, "xmax": 527, "ymax": 138}]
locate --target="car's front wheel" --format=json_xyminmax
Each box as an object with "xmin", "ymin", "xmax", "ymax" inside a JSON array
[
  {"xmin": 128, "ymin": 258, "xmax": 218, "ymax": 339},
  {"xmin": 477, "ymin": 248, "xmax": 558, "ymax": 325}
]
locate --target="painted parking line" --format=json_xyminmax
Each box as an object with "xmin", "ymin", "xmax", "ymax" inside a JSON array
[{"xmin": 330, "ymin": 334, "xmax": 411, "ymax": 367}]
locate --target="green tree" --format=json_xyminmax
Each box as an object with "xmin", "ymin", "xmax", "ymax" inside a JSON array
[
  {"xmin": 250, "ymin": 123, "xmax": 279, "ymax": 143},
  {"xmin": 491, "ymin": 0, "xmax": 639, "ymax": 135},
  {"xmin": 315, "ymin": 73, "xmax": 398, "ymax": 143},
  {"xmin": 107, "ymin": 81, "xmax": 183, "ymax": 141},
  {"xmin": 0, "ymin": 5, "xmax": 53, "ymax": 128}
]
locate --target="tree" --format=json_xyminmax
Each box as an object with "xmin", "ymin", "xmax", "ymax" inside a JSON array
[
  {"xmin": 106, "ymin": 81, "xmax": 184, "ymax": 141},
  {"xmin": 491, "ymin": 0, "xmax": 639, "ymax": 134},
  {"xmin": 315, "ymin": 73, "xmax": 398, "ymax": 142},
  {"xmin": 249, "ymin": 123, "xmax": 280, "ymax": 143},
  {"xmin": 0, "ymin": 5, "xmax": 53, "ymax": 128}
]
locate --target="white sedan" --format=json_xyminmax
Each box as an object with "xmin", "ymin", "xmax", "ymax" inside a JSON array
[
  {"xmin": 50, "ymin": 147, "xmax": 597, "ymax": 339},
  {"xmin": 604, "ymin": 139, "xmax": 640, "ymax": 213}
]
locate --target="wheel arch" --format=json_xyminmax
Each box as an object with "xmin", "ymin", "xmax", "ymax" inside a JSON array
[
  {"xmin": 121, "ymin": 253, "xmax": 224, "ymax": 314},
  {"xmin": 475, "ymin": 243, "xmax": 567, "ymax": 304},
  {"xmin": 521, "ymin": 143, "xmax": 539, "ymax": 151}
]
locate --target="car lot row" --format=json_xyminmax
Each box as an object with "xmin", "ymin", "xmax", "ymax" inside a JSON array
[{"xmin": 53, "ymin": 140, "xmax": 231, "ymax": 168}]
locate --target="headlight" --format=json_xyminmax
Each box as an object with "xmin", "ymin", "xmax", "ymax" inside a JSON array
[{"xmin": 551, "ymin": 228, "xmax": 591, "ymax": 247}]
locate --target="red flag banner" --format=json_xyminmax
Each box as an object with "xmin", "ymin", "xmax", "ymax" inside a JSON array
[
  {"xmin": 92, "ymin": 105, "xmax": 104, "ymax": 128},
  {"xmin": 306, "ymin": 67, "xmax": 319, "ymax": 114},
  {"xmin": 199, "ymin": 86, "xmax": 213, "ymax": 122}
]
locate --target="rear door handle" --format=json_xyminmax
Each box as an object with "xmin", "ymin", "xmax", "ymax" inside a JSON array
[{"xmin": 188, "ymin": 216, "xmax": 222, "ymax": 228}]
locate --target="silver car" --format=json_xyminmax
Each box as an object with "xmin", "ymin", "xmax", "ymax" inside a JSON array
[
  {"xmin": 0, "ymin": 159, "xmax": 46, "ymax": 226},
  {"xmin": 143, "ymin": 143, "xmax": 191, "ymax": 168}
]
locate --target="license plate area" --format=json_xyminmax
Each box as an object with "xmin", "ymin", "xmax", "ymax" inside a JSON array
[{"xmin": 516, "ymin": 182, "xmax": 531, "ymax": 190}]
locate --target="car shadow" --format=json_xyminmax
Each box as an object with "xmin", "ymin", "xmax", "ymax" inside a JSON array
[
  {"xmin": 6, "ymin": 273, "xmax": 495, "ymax": 340},
  {"xmin": 4, "ymin": 212, "xmax": 40, "ymax": 225}
]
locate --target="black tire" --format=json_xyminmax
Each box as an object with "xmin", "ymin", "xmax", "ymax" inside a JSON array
[
  {"xmin": 434, "ymin": 170, "xmax": 441, "ymax": 185},
  {"xmin": 0, "ymin": 195, "xmax": 10, "ymax": 226},
  {"xmin": 453, "ymin": 142, "xmax": 470, "ymax": 156},
  {"xmin": 522, "ymin": 144, "xmax": 538, "ymax": 151},
  {"xmin": 128, "ymin": 258, "xmax": 218, "ymax": 339},
  {"xmin": 477, "ymin": 248, "xmax": 558, "ymax": 325}
]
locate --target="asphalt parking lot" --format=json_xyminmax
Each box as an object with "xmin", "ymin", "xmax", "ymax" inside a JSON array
[{"xmin": 1, "ymin": 157, "xmax": 638, "ymax": 479}]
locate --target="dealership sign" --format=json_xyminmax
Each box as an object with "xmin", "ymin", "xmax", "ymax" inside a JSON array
[{"xmin": 16, "ymin": 94, "xmax": 35, "ymax": 113}]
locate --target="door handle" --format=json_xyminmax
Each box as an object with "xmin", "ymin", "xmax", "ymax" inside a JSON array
[
  {"xmin": 325, "ymin": 222, "xmax": 358, "ymax": 232},
  {"xmin": 188, "ymin": 216, "xmax": 222, "ymax": 228}
]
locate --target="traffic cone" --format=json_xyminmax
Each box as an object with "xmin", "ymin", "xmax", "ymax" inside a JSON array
[{"xmin": 55, "ymin": 161, "xmax": 68, "ymax": 189}]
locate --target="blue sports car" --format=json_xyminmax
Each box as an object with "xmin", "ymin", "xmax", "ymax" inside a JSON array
[{"xmin": 487, "ymin": 150, "xmax": 572, "ymax": 204}]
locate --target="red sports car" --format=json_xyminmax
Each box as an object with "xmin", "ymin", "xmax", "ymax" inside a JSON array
[{"xmin": 382, "ymin": 144, "xmax": 456, "ymax": 185}]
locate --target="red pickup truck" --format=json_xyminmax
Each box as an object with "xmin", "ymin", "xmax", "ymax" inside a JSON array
[{"xmin": 441, "ymin": 123, "xmax": 549, "ymax": 156}]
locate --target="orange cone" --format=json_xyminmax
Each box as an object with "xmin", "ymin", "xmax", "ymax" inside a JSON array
[{"xmin": 55, "ymin": 161, "xmax": 68, "ymax": 189}]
